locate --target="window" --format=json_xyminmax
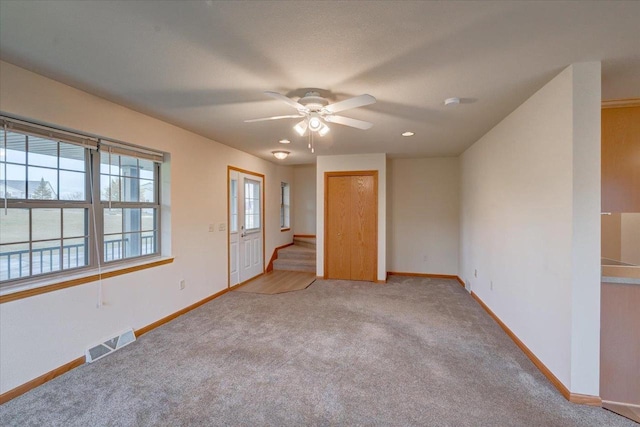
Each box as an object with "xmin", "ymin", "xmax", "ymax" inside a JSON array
[
  {"xmin": 100, "ymin": 151, "xmax": 158, "ymax": 262},
  {"xmin": 280, "ymin": 182, "xmax": 290, "ymax": 230},
  {"xmin": 244, "ymin": 178, "xmax": 260, "ymax": 231},
  {"xmin": 230, "ymin": 178, "xmax": 238, "ymax": 233},
  {"xmin": 0, "ymin": 117, "xmax": 163, "ymax": 286}
]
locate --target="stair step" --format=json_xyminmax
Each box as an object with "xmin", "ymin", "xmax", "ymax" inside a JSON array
[
  {"xmin": 293, "ymin": 237, "xmax": 316, "ymax": 249},
  {"xmin": 273, "ymin": 258, "xmax": 316, "ymax": 273},
  {"xmin": 278, "ymin": 245, "xmax": 316, "ymax": 260}
]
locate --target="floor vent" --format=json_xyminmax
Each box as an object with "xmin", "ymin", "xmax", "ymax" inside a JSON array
[{"xmin": 85, "ymin": 328, "xmax": 136, "ymax": 363}]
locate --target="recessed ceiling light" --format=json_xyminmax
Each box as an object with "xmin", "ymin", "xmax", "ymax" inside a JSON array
[
  {"xmin": 279, "ymin": 139, "xmax": 290, "ymax": 144},
  {"xmin": 444, "ymin": 97, "xmax": 460, "ymax": 106},
  {"xmin": 402, "ymin": 131, "xmax": 415, "ymax": 137}
]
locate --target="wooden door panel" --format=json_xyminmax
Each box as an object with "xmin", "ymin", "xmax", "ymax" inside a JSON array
[
  {"xmin": 350, "ymin": 175, "xmax": 376, "ymax": 281},
  {"xmin": 602, "ymin": 106, "xmax": 640, "ymax": 212},
  {"xmin": 325, "ymin": 172, "xmax": 378, "ymax": 282},
  {"xmin": 326, "ymin": 176, "xmax": 351, "ymax": 279}
]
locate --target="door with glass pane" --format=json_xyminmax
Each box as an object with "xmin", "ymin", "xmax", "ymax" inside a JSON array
[
  {"xmin": 228, "ymin": 168, "xmax": 264, "ymax": 286},
  {"xmin": 229, "ymin": 170, "xmax": 240, "ymax": 286}
]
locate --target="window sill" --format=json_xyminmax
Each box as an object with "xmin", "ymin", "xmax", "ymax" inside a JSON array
[
  {"xmin": 0, "ymin": 257, "xmax": 174, "ymax": 304},
  {"xmin": 280, "ymin": 228, "xmax": 291, "ymax": 232}
]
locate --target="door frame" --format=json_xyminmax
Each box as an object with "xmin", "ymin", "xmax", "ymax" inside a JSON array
[
  {"xmin": 227, "ymin": 166, "xmax": 266, "ymax": 288},
  {"xmin": 324, "ymin": 170, "xmax": 378, "ymax": 281}
]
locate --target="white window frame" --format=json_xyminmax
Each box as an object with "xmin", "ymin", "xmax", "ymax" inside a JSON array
[
  {"xmin": 280, "ymin": 181, "xmax": 290, "ymax": 230},
  {"xmin": 0, "ymin": 115, "xmax": 164, "ymax": 288}
]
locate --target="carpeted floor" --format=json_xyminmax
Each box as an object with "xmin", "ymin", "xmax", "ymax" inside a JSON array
[{"xmin": 0, "ymin": 277, "xmax": 634, "ymax": 426}]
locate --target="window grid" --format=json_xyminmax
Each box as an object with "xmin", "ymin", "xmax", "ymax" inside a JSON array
[
  {"xmin": 280, "ymin": 182, "xmax": 290, "ymax": 229},
  {"xmin": 244, "ymin": 179, "xmax": 260, "ymax": 231},
  {"xmin": 0, "ymin": 124, "xmax": 161, "ymax": 286},
  {"xmin": 230, "ymin": 179, "xmax": 238, "ymax": 233},
  {"xmin": 100, "ymin": 152, "xmax": 159, "ymax": 263}
]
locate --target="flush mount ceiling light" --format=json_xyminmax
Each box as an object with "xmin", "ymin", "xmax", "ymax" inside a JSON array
[
  {"xmin": 279, "ymin": 139, "xmax": 291, "ymax": 144},
  {"xmin": 444, "ymin": 97, "xmax": 460, "ymax": 106},
  {"xmin": 272, "ymin": 150, "xmax": 290, "ymax": 160},
  {"xmin": 402, "ymin": 131, "xmax": 415, "ymax": 137}
]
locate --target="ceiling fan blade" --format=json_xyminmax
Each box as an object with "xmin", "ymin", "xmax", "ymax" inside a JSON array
[
  {"xmin": 323, "ymin": 94, "xmax": 376, "ymax": 114},
  {"xmin": 324, "ymin": 115, "xmax": 373, "ymax": 130},
  {"xmin": 264, "ymin": 91, "xmax": 306, "ymax": 111},
  {"xmin": 244, "ymin": 114, "xmax": 304, "ymax": 123}
]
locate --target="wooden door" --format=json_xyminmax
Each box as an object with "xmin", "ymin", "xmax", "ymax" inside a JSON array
[
  {"xmin": 350, "ymin": 175, "xmax": 376, "ymax": 280},
  {"xmin": 602, "ymin": 106, "xmax": 640, "ymax": 212},
  {"xmin": 325, "ymin": 171, "xmax": 377, "ymax": 281},
  {"xmin": 326, "ymin": 176, "xmax": 351, "ymax": 279}
]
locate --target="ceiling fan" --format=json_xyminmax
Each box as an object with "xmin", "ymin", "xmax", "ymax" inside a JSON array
[{"xmin": 244, "ymin": 91, "xmax": 376, "ymax": 137}]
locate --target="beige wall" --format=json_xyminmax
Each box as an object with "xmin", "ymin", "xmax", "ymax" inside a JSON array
[
  {"xmin": 0, "ymin": 61, "xmax": 293, "ymax": 394},
  {"xmin": 292, "ymin": 164, "xmax": 316, "ymax": 235},
  {"xmin": 387, "ymin": 158, "xmax": 459, "ymax": 275},
  {"xmin": 460, "ymin": 63, "xmax": 601, "ymax": 395}
]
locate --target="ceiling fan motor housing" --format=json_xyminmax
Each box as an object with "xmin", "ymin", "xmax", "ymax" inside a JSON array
[
  {"xmin": 245, "ymin": 90, "xmax": 375, "ymax": 132},
  {"xmin": 299, "ymin": 92, "xmax": 329, "ymax": 112}
]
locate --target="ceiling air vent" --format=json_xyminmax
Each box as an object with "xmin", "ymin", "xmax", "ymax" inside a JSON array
[{"xmin": 85, "ymin": 328, "xmax": 136, "ymax": 363}]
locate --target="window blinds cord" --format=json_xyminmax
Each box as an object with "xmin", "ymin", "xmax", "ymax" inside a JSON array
[
  {"xmin": 108, "ymin": 146, "xmax": 112, "ymax": 211},
  {"xmin": 90, "ymin": 143, "xmax": 104, "ymax": 308}
]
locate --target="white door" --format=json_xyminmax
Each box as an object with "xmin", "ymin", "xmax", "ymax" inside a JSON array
[
  {"xmin": 229, "ymin": 172, "xmax": 240, "ymax": 286},
  {"xmin": 229, "ymin": 169, "xmax": 263, "ymax": 286}
]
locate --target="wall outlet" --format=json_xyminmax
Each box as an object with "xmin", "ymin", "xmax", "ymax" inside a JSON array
[
  {"xmin": 490, "ymin": 280, "xmax": 493, "ymax": 290},
  {"xmin": 208, "ymin": 224, "xmax": 215, "ymax": 232},
  {"xmin": 179, "ymin": 279, "xmax": 185, "ymax": 290},
  {"xmin": 474, "ymin": 269, "xmax": 478, "ymax": 278},
  {"xmin": 423, "ymin": 255, "xmax": 428, "ymax": 262},
  {"xmin": 218, "ymin": 223, "xmax": 226, "ymax": 232}
]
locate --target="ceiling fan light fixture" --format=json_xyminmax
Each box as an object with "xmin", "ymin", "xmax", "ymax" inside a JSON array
[
  {"xmin": 318, "ymin": 123, "xmax": 330, "ymax": 137},
  {"xmin": 293, "ymin": 120, "xmax": 308, "ymax": 136},
  {"xmin": 308, "ymin": 115, "xmax": 322, "ymax": 132},
  {"xmin": 272, "ymin": 150, "xmax": 290, "ymax": 160}
]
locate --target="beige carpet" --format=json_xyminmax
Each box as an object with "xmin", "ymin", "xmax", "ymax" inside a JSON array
[
  {"xmin": 234, "ymin": 270, "xmax": 316, "ymax": 294},
  {"xmin": 1, "ymin": 276, "xmax": 634, "ymax": 426}
]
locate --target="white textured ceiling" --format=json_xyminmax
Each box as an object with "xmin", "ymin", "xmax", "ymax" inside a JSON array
[{"xmin": 1, "ymin": 1, "xmax": 639, "ymax": 164}]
